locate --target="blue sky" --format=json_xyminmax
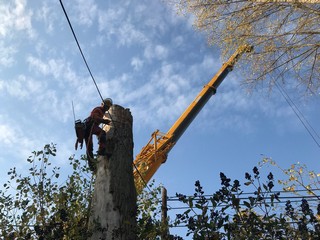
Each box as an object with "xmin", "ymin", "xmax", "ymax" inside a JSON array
[{"xmin": 1, "ymin": 0, "xmax": 319, "ymax": 237}]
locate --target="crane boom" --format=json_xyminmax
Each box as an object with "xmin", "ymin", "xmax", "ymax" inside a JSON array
[{"xmin": 133, "ymin": 45, "xmax": 253, "ymax": 193}]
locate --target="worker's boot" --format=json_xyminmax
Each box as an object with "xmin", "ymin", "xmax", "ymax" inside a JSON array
[
  {"xmin": 97, "ymin": 147, "xmax": 106, "ymax": 156},
  {"xmin": 87, "ymin": 151, "xmax": 96, "ymax": 172},
  {"xmin": 88, "ymin": 160, "xmax": 96, "ymax": 172},
  {"xmin": 97, "ymin": 132, "xmax": 108, "ymax": 156},
  {"xmin": 97, "ymin": 144, "xmax": 113, "ymax": 158}
]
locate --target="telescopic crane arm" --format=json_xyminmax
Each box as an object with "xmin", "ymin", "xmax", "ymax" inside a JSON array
[{"xmin": 133, "ymin": 45, "xmax": 253, "ymax": 193}]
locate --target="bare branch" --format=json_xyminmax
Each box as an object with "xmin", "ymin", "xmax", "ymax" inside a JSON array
[{"xmin": 172, "ymin": 0, "xmax": 320, "ymax": 93}]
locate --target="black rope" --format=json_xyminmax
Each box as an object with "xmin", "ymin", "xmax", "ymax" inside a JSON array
[{"xmin": 59, "ymin": 0, "xmax": 104, "ymax": 102}]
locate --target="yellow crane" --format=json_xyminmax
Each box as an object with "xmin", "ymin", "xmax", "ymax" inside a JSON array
[{"xmin": 133, "ymin": 45, "xmax": 253, "ymax": 193}]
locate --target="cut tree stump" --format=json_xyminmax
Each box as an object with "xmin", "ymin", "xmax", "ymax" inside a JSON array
[{"xmin": 88, "ymin": 104, "xmax": 137, "ymax": 240}]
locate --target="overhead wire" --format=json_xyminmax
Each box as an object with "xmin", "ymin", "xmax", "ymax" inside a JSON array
[
  {"xmin": 167, "ymin": 195, "xmax": 319, "ymax": 205},
  {"xmin": 166, "ymin": 193, "xmax": 320, "ymax": 230},
  {"xmin": 166, "ymin": 192, "xmax": 320, "ymax": 229},
  {"xmin": 273, "ymin": 79, "xmax": 320, "ymax": 149},
  {"xmin": 171, "ymin": 220, "xmax": 315, "ymax": 229},
  {"xmin": 165, "ymin": 195, "xmax": 320, "ymax": 211},
  {"xmin": 168, "ymin": 200, "xmax": 320, "ymax": 211},
  {"xmin": 164, "ymin": 189, "xmax": 320, "ymax": 219},
  {"xmin": 167, "ymin": 188, "xmax": 320, "ymax": 201}
]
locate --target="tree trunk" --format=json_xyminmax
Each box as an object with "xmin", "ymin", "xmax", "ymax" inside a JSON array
[{"xmin": 88, "ymin": 104, "xmax": 137, "ymax": 240}]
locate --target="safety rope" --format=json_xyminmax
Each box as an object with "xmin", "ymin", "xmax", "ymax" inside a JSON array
[{"xmin": 59, "ymin": 0, "xmax": 104, "ymax": 102}]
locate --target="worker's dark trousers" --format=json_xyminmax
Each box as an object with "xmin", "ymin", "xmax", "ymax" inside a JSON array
[{"xmin": 85, "ymin": 124, "xmax": 107, "ymax": 170}]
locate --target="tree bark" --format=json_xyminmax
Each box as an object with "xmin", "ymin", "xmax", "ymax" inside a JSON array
[{"xmin": 88, "ymin": 104, "xmax": 137, "ymax": 240}]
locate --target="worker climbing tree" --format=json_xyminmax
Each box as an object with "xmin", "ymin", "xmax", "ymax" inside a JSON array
[{"xmin": 75, "ymin": 98, "xmax": 113, "ymax": 172}]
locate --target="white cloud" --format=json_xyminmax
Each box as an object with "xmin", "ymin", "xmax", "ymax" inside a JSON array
[
  {"xmin": 0, "ymin": 116, "xmax": 38, "ymax": 161},
  {"xmin": 27, "ymin": 56, "xmax": 63, "ymax": 78},
  {"xmin": 97, "ymin": 4, "xmax": 159, "ymax": 47},
  {"xmin": 24, "ymin": 55, "xmax": 104, "ymax": 122},
  {"xmin": 144, "ymin": 44, "xmax": 169, "ymax": 61},
  {"xmin": 1, "ymin": 75, "xmax": 44, "ymax": 99},
  {"xmin": 122, "ymin": 63, "xmax": 192, "ymax": 124},
  {"xmin": 26, "ymin": 56, "xmax": 84, "ymax": 89},
  {"xmin": 27, "ymin": 56, "xmax": 48, "ymax": 74},
  {"xmin": 34, "ymin": 89, "xmax": 59, "ymax": 119},
  {"xmin": 131, "ymin": 57, "xmax": 143, "ymax": 71},
  {"xmin": 218, "ymin": 89, "xmax": 252, "ymax": 112},
  {"xmin": 157, "ymin": 94, "xmax": 189, "ymax": 121},
  {"xmin": 0, "ymin": 124, "xmax": 16, "ymax": 145},
  {"xmin": 0, "ymin": 0, "xmax": 34, "ymax": 38},
  {"xmin": 155, "ymin": 45, "xmax": 169, "ymax": 60},
  {"xmin": 75, "ymin": 0, "xmax": 98, "ymax": 26},
  {"xmin": 35, "ymin": 2, "xmax": 56, "ymax": 34},
  {"xmin": 14, "ymin": 0, "xmax": 31, "ymax": 30},
  {"xmin": 117, "ymin": 22, "xmax": 148, "ymax": 46},
  {"xmin": 0, "ymin": 42, "xmax": 16, "ymax": 67},
  {"xmin": 121, "ymin": 81, "xmax": 154, "ymax": 104},
  {"xmin": 186, "ymin": 54, "xmax": 220, "ymax": 82},
  {"xmin": 158, "ymin": 64, "xmax": 190, "ymax": 94},
  {"xmin": 172, "ymin": 36, "xmax": 184, "ymax": 48},
  {"xmin": 201, "ymin": 55, "xmax": 218, "ymax": 71},
  {"xmin": 98, "ymin": 8, "xmax": 124, "ymax": 33}
]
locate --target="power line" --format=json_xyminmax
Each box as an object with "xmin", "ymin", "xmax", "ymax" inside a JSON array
[
  {"xmin": 170, "ymin": 220, "xmax": 315, "ymax": 229},
  {"xmin": 167, "ymin": 195, "xmax": 320, "ymax": 203},
  {"xmin": 59, "ymin": 0, "xmax": 104, "ymax": 102},
  {"xmin": 274, "ymin": 79, "xmax": 320, "ymax": 149},
  {"xmin": 166, "ymin": 199, "xmax": 319, "ymax": 211},
  {"xmin": 166, "ymin": 188, "xmax": 320, "ymax": 201}
]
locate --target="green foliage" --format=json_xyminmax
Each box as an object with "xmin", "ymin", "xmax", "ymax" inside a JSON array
[
  {"xmin": 136, "ymin": 181, "xmax": 163, "ymax": 239},
  {"xmin": 261, "ymin": 157, "xmax": 320, "ymax": 198},
  {"xmin": 2, "ymin": 145, "xmax": 319, "ymax": 239},
  {"xmin": 136, "ymin": 181, "xmax": 183, "ymax": 240},
  {"xmin": 174, "ymin": 167, "xmax": 320, "ymax": 239},
  {"xmin": 0, "ymin": 144, "xmax": 180, "ymax": 239},
  {"xmin": 0, "ymin": 143, "xmax": 93, "ymax": 239}
]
